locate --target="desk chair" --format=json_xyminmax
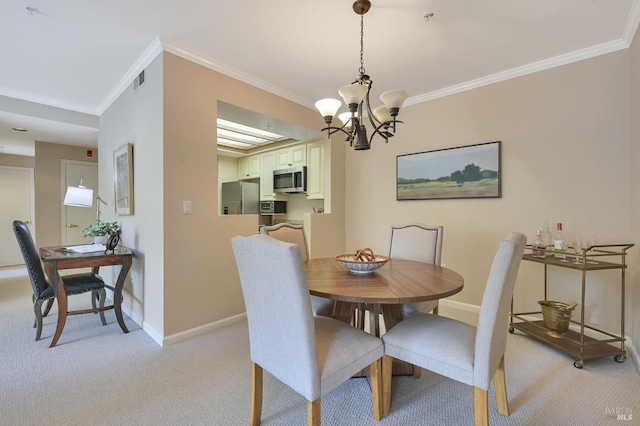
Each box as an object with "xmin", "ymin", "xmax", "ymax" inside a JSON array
[
  {"xmin": 261, "ymin": 223, "xmax": 334, "ymax": 317},
  {"xmin": 232, "ymin": 234, "xmax": 384, "ymax": 425},
  {"xmin": 382, "ymin": 232, "xmax": 526, "ymax": 425},
  {"xmin": 12, "ymin": 220, "xmax": 107, "ymax": 343}
]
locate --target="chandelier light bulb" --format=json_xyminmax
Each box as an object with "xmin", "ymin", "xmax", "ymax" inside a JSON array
[{"xmin": 315, "ymin": 98, "xmax": 342, "ymax": 120}]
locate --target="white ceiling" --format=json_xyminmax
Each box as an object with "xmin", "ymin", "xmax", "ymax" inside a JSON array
[{"xmin": 1, "ymin": 0, "xmax": 639, "ymax": 156}]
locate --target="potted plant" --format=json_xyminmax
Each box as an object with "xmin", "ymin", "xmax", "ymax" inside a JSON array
[{"xmin": 83, "ymin": 219, "xmax": 120, "ymax": 244}]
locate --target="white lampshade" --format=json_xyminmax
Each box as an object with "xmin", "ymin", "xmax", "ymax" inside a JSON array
[
  {"xmin": 63, "ymin": 186, "xmax": 94, "ymax": 207},
  {"xmin": 337, "ymin": 111, "xmax": 359, "ymax": 127},
  {"xmin": 339, "ymin": 84, "xmax": 368, "ymax": 105},
  {"xmin": 373, "ymin": 106, "xmax": 393, "ymax": 124},
  {"xmin": 380, "ymin": 89, "xmax": 409, "ymax": 110},
  {"xmin": 315, "ymin": 98, "xmax": 342, "ymax": 118}
]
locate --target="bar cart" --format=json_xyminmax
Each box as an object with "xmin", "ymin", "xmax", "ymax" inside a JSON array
[{"xmin": 510, "ymin": 243, "xmax": 634, "ymax": 368}]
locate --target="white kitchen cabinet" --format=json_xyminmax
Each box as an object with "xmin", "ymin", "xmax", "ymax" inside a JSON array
[
  {"xmin": 260, "ymin": 152, "xmax": 276, "ymax": 200},
  {"xmin": 274, "ymin": 145, "xmax": 306, "ymax": 170},
  {"xmin": 306, "ymin": 141, "xmax": 324, "ymax": 199},
  {"xmin": 238, "ymin": 155, "xmax": 260, "ymax": 180}
]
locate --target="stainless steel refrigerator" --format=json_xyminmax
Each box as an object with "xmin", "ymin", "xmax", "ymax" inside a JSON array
[{"xmin": 221, "ymin": 181, "xmax": 260, "ymax": 214}]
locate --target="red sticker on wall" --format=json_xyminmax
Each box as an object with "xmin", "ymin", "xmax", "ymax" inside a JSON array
[{"xmin": 87, "ymin": 150, "xmax": 93, "ymax": 157}]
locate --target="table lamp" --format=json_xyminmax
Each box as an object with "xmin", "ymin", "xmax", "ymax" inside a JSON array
[{"xmin": 63, "ymin": 180, "xmax": 107, "ymax": 220}]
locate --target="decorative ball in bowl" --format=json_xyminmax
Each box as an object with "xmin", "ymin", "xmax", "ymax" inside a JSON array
[{"xmin": 335, "ymin": 248, "xmax": 389, "ymax": 275}]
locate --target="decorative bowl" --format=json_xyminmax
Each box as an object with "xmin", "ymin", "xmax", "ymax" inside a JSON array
[{"xmin": 335, "ymin": 254, "xmax": 389, "ymax": 275}]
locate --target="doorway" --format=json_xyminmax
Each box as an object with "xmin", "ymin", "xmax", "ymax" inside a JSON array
[
  {"xmin": 61, "ymin": 160, "xmax": 99, "ymax": 246},
  {"xmin": 0, "ymin": 166, "xmax": 34, "ymax": 267}
]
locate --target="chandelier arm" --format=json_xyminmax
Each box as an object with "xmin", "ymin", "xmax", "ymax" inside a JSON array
[{"xmin": 320, "ymin": 125, "xmax": 353, "ymax": 139}]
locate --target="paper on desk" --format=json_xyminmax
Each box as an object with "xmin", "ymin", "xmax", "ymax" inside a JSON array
[{"xmin": 66, "ymin": 244, "xmax": 106, "ymax": 253}]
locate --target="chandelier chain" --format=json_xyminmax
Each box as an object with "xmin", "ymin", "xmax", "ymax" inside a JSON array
[{"xmin": 359, "ymin": 14, "xmax": 365, "ymax": 76}]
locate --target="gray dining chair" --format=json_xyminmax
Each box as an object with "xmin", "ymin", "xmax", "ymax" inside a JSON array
[
  {"xmin": 260, "ymin": 223, "xmax": 334, "ymax": 317},
  {"xmin": 232, "ymin": 234, "xmax": 384, "ymax": 425},
  {"xmin": 381, "ymin": 232, "xmax": 526, "ymax": 426},
  {"xmin": 12, "ymin": 220, "xmax": 107, "ymax": 342},
  {"xmin": 389, "ymin": 223, "xmax": 444, "ymax": 317}
]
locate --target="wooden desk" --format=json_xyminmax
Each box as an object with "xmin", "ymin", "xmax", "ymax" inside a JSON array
[
  {"xmin": 304, "ymin": 257, "xmax": 464, "ymax": 374},
  {"xmin": 39, "ymin": 246, "xmax": 133, "ymax": 348}
]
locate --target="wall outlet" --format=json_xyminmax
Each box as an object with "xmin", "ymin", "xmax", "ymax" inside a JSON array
[{"xmin": 183, "ymin": 201, "xmax": 192, "ymax": 214}]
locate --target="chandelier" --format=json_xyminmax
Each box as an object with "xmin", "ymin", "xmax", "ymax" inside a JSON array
[{"xmin": 315, "ymin": 0, "xmax": 408, "ymax": 151}]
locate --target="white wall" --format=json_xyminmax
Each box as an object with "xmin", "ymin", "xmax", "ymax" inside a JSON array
[{"xmin": 99, "ymin": 53, "xmax": 165, "ymax": 340}]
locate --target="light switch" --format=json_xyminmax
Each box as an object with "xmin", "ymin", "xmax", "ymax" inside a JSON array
[{"xmin": 183, "ymin": 201, "xmax": 192, "ymax": 214}]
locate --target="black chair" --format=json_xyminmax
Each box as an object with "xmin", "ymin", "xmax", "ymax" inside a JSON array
[{"xmin": 12, "ymin": 220, "xmax": 107, "ymax": 343}]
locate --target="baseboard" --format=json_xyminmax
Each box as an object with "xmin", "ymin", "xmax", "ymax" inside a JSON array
[
  {"xmin": 439, "ymin": 298, "xmax": 481, "ymax": 315},
  {"xmin": 162, "ymin": 312, "xmax": 247, "ymax": 347}
]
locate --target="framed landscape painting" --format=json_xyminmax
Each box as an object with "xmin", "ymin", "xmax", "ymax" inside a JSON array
[{"xmin": 397, "ymin": 141, "xmax": 501, "ymax": 200}]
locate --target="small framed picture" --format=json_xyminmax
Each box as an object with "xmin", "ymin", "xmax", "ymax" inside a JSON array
[
  {"xmin": 114, "ymin": 143, "xmax": 134, "ymax": 215},
  {"xmin": 397, "ymin": 141, "xmax": 501, "ymax": 200}
]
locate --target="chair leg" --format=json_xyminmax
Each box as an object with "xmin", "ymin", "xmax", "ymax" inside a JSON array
[
  {"xmin": 432, "ymin": 304, "xmax": 439, "ymax": 315},
  {"xmin": 92, "ymin": 290, "xmax": 99, "ymax": 309},
  {"xmin": 493, "ymin": 356, "xmax": 510, "ymax": 416},
  {"xmin": 307, "ymin": 399, "xmax": 320, "ymax": 426},
  {"xmin": 97, "ymin": 288, "xmax": 107, "ymax": 326},
  {"xmin": 382, "ymin": 355, "xmax": 393, "ymax": 417},
  {"xmin": 370, "ymin": 358, "xmax": 383, "ymax": 420},
  {"xmin": 250, "ymin": 363, "xmax": 263, "ymax": 426},
  {"xmin": 413, "ymin": 365, "xmax": 422, "ymax": 378},
  {"xmin": 33, "ymin": 299, "xmax": 44, "ymax": 341},
  {"xmin": 43, "ymin": 298, "xmax": 54, "ymax": 317},
  {"xmin": 473, "ymin": 387, "xmax": 489, "ymax": 426}
]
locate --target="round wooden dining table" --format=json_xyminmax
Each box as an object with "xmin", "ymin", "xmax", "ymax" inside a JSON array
[{"xmin": 304, "ymin": 257, "xmax": 464, "ymax": 375}]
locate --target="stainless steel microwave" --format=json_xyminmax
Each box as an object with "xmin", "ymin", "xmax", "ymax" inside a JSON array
[
  {"xmin": 260, "ymin": 200, "xmax": 287, "ymax": 214},
  {"xmin": 273, "ymin": 166, "xmax": 306, "ymax": 193}
]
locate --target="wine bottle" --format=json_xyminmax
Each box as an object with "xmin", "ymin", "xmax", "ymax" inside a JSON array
[{"xmin": 553, "ymin": 222, "xmax": 565, "ymax": 259}]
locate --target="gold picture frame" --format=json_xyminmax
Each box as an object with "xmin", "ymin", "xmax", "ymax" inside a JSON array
[{"xmin": 114, "ymin": 143, "xmax": 134, "ymax": 215}]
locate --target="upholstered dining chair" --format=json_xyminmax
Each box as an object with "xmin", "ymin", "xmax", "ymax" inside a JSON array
[
  {"xmin": 12, "ymin": 220, "xmax": 107, "ymax": 342},
  {"xmin": 381, "ymin": 231, "xmax": 526, "ymax": 426},
  {"xmin": 232, "ymin": 234, "xmax": 384, "ymax": 425},
  {"xmin": 389, "ymin": 223, "xmax": 444, "ymax": 317},
  {"xmin": 260, "ymin": 223, "xmax": 334, "ymax": 317}
]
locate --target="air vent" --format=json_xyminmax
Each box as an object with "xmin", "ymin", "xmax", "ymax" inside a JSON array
[{"xmin": 133, "ymin": 70, "xmax": 145, "ymax": 92}]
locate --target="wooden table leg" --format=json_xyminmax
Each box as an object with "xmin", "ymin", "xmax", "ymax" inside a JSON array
[
  {"xmin": 112, "ymin": 254, "xmax": 132, "ymax": 333},
  {"xmin": 46, "ymin": 262, "xmax": 67, "ymax": 348}
]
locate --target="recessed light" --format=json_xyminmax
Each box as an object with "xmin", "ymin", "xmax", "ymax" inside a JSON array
[{"xmin": 12, "ymin": 127, "xmax": 28, "ymax": 132}]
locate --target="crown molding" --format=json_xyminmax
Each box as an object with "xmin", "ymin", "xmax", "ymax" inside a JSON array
[
  {"xmin": 159, "ymin": 38, "xmax": 313, "ymax": 109},
  {"xmin": 623, "ymin": 0, "xmax": 640, "ymax": 44},
  {"xmin": 405, "ymin": 38, "xmax": 630, "ymax": 107},
  {"xmin": 95, "ymin": 37, "xmax": 164, "ymax": 115},
  {"xmin": 0, "ymin": 87, "xmax": 97, "ymax": 116}
]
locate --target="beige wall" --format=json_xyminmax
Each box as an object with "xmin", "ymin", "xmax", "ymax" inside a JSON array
[
  {"xmin": 161, "ymin": 52, "xmax": 344, "ymax": 337},
  {"xmin": 345, "ymin": 49, "xmax": 634, "ymax": 338},
  {"xmin": 34, "ymin": 142, "xmax": 98, "ymax": 248},
  {"xmin": 98, "ymin": 50, "xmax": 346, "ymax": 344},
  {"xmin": 0, "ymin": 153, "xmax": 35, "ymax": 168},
  {"xmin": 629, "ymin": 27, "xmax": 640, "ymax": 358}
]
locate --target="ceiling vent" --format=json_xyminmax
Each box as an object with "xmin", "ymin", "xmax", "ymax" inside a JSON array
[{"xmin": 133, "ymin": 70, "xmax": 145, "ymax": 92}]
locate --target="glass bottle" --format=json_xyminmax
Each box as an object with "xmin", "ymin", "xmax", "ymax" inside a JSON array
[
  {"xmin": 553, "ymin": 222, "xmax": 565, "ymax": 259},
  {"xmin": 541, "ymin": 221, "xmax": 552, "ymax": 253},
  {"xmin": 532, "ymin": 230, "xmax": 546, "ymax": 258}
]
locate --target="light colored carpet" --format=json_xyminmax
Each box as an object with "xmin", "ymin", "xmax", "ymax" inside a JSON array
[{"xmin": 1, "ymin": 266, "xmax": 638, "ymax": 425}]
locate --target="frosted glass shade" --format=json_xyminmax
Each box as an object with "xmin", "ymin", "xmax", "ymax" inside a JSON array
[
  {"xmin": 373, "ymin": 106, "xmax": 393, "ymax": 124},
  {"xmin": 380, "ymin": 89, "xmax": 408, "ymax": 110},
  {"xmin": 339, "ymin": 84, "xmax": 368, "ymax": 105},
  {"xmin": 315, "ymin": 98, "xmax": 342, "ymax": 118},
  {"xmin": 63, "ymin": 186, "xmax": 94, "ymax": 207},
  {"xmin": 337, "ymin": 112, "xmax": 353, "ymax": 126}
]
